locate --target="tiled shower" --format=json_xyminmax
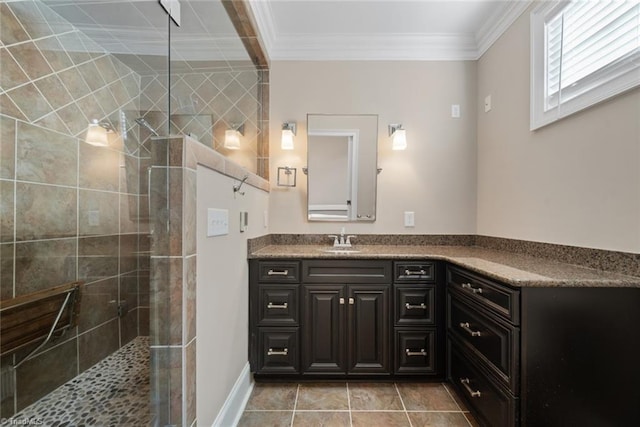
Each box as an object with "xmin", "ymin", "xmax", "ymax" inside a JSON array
[{"xmin": 0, "ymin": 0, "xmax": 265, "ymax": 424}]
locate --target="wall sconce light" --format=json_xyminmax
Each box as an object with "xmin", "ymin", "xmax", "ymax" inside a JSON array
[
  {"xmin": 281, "ymin": 122, "xmax": 296, "ymax": 150},
  {"xmin": 85, "ymin": 119, "xmax": 114, "ymax": 147},
  {"xmin": 389, "ymin": 124, "xmax": 407, "ymax": 150},
  {"xmin": 224, "ymin": 123, "xmax": 244, "ymax": 150}
]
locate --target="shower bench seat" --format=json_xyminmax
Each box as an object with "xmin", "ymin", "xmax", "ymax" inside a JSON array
[{"xmin": 0, "ymin": 281, "xmax": 81, "ymax": 366}]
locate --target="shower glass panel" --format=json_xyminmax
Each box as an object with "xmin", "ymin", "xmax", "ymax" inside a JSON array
[
  {"xmin": 0, "ymin": 0, "xmax": 170, "ymax": 424},
  {"xmin": 169, "ymin": 1, "xmax": 261, "ymax": 175}
]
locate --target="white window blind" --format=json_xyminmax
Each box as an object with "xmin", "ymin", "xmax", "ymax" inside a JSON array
[{"xmin": 530, "ymin": 0, "xmax": 640, "ymax": 129}]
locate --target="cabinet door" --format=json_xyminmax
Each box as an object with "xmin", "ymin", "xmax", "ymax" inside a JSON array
[
  {"xmin": 348, "ymin": 285, "xmax": 390, "ymax": 374},
  {"xmin": 302, "ymin": 285, "xmax": 346, "ymax": 373}
]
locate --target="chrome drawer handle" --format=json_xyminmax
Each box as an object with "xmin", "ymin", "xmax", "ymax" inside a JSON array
[
  {"xmin": 267, "ymin": 348, "xmax": 288, "ymax": 356},
  {"xmin": 267, "ymin": 302, "xmax": 288, "ymax": 309},
  {"xmin": 267, "ymin": 269, "xmax": 289, "ymax": 276},
  {"xmin": 405, "ymin": 302, "xmax": 427, "ymax": 310},
  {"xmin": 405, "ymin": 269, "xmax": 426, "ymax": 276},
  {"xmin": 405, "ymin": 348, "xmax": 427, "ymax": 356},
  {"xmin": 461, "ymin": 283, "xmax": 483, "ymax": 294},
  {"xmin": 459, "ymin": 322, "xmax": 482, "ymax": 337},
  {"xmin": 460, "ymin": 378, "xmax": 481, "ymax": 398}
]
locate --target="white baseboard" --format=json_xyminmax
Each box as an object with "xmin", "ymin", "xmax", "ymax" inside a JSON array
[{"xmin": 212, "ymin": 362, "xmax": 254, "ymax": 427}]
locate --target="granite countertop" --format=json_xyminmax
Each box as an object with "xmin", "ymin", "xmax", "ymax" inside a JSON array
[{"xmin": 249, "ymin": 244, "xmax": 640, "ymax": 288}]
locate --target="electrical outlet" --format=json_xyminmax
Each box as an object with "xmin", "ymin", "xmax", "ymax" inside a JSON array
[
  {"xmin": 451, "ymin": 104, "xmax": 460, "ymax": 118},
  {"xmin": 484, "ymin": 95, "xmax": 492, "ymax": 112}
]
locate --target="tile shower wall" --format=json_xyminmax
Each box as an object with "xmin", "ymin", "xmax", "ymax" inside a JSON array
[
  {"xmin": 0, "ymin": 1, "xmax": 149, "ymax": 417},
  {"xmin": 139, "ymin": 68, "xmax": 266, "ymax": 177}
]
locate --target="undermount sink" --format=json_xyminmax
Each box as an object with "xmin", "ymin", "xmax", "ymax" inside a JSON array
[{"xmin": 320, "ymin": 248, "xmax": 361, "ymax": 254}]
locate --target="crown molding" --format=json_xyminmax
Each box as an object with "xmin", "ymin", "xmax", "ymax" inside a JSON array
[
  {"xmin": 248, "ymin": 0, "xmax": 535, "ymax": 61},
  {"xmin": 268, "ymin": 33, "xmax": 478, "ymax": 61},
  {"xmin": 475, "ymin": 0, "xmax": 534, "ymax": 58}
]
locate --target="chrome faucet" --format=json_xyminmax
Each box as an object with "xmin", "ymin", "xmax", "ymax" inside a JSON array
[{"xmin": 328, "ymin": 228, "xmax": 356, "ymax": 248}]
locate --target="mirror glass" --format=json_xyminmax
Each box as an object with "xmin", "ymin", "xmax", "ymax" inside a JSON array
[{"xmin": 307, "ymin": 114, "xmax": 378, "ymax": 221}]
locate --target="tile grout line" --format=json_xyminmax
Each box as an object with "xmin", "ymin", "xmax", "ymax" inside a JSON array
[
  {"xmin": 346, "ymin": 382, "xmax": 353, "ymax": 427},
  {"xmin": 394, "ymin": 382, "xmax": 414, "ymax": 427},
  {"xmin": 290, "ymin": 383, "xmax": 299, "ymax": 427},
  {"xmin": 442, "ymin": 382, "xmax": 473, "ymax": 426}
]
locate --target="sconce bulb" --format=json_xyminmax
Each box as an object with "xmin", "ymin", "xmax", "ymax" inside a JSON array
[
  {"xmin": 224, "ymin": 129, "xmax": 241, "ymax": 150},
  {"xmin": 85, "ymin": 119, "xmax": 109, "ymax": 147},
  {"xmin": 281, "ymin": 129, "xmax": 295, "ymax": 150},
  {"xmin": 391, "ymin": 129, "xmax": 407, "ymax": 150}
]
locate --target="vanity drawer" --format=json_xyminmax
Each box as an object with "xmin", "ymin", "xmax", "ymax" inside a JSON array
[
  {"xmin": 258, "ymin": 285, "xmax": 299, "ymax": 326},
  {"xmin": 449, "ymin": 343, "xmax": 518, "ymax": 427},
  {"xmin": 394, "ymin": 329, "xmax": 437, "ymax": 375},
  {"xmin": 302, "ymin": 260, "xmax": 392, "ymax": 284},
  {"xmin": 258, "ymin": 261, "xmax": 300, "ymax": 283},
  {"xmin": 447, "ymin": 266, "xmax": 520, "ymax": 325},
  {"xmin": 395, "ymin": 286, "xmax": 435, "ymax": 326},
  {"xmin": 394, "ymin": 262, "xmax": 436, "ymax": 283},
  {"xmin": 448, "ymin": 293, "xmax": 519, "ymax": 392},
  {"xmin": 258, "ymin": 327, "xmax": 299, "ymax": 374}
]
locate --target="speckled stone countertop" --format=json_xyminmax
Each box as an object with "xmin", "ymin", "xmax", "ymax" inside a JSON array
[{"xmin": 249, "ymin": 245, "xmax": 640, "ymax": 288}]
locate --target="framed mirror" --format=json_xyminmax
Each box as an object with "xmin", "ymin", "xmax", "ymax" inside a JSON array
[{"xmin": 307, "ymin": 114, "xmax": 378, "ymax": 221}]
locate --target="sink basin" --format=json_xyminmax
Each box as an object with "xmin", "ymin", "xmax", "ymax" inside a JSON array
[{"xmin": 321, "ymin": 248, "xmax": 361, "ymax": 254}]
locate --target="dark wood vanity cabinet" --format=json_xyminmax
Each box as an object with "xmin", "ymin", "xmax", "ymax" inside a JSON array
[
  {"xmin": 302, "ymin": 284, "xmax": 390, "ymax": 374},
  {"xmin": 446, "ymin": 265, "xmax": 640, "ymax": 427},
  {"xmin": 393, "ymin": 262, "xmax": 445, "ymax": 378},
  {"xmin": 249, "ymin": 258, "xmax": 445, "ymax": 379}
]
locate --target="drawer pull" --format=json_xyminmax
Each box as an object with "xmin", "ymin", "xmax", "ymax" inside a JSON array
[
  {"xmin": 459, "ymin": 322, "xmax": 482, "ymax": 337},
  {"xmin": 405, "ymin": 269, "xmax": 426, "ymax": 276},
  {"xmin": 267, "ymin": 269, "xmax": 289, "ymax": 276},
  {"xmin": 267, "ymin": 347, "xmax": 288, "ymax": 356},
  {"xmin": 405, "ymin": 348, "xmax": 427, "ymax": 357},
  {"xmin": 405, "ymin": 302, "xmax": 427, "ymax": 310},
  {"xmin": 267, "ymin": 302, "xmax": 288, "ymax": 309},
  {"xmin": 460, "ymin": 378, "xmax": 482, "ymax": 398},
  {"xmin": 461, "ymin": 283, "xmax": 483, "ymax": 294}
]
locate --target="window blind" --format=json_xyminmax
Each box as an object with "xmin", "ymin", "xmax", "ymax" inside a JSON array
[{"xmin": 544, "ymin": 0, "xmax": 640, "ymax": 111}]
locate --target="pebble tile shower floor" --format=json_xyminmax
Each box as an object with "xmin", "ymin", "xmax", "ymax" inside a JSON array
[
  {"xmin": 238, "ymin": 382, "xmax": 479, "ymax": 427},
  {"xmin": 6, "ymin": 337, "xmax": 149, "ymax": 426}
]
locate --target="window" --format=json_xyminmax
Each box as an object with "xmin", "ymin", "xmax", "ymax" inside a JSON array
[{"xmin": 530, "ymin": 0, "xmax": 640, "ymax": 130}]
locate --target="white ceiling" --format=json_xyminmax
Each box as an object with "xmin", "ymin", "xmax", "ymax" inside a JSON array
[{"xmin": 249, "ymin": 0, "xmax": 533, "ymax": 60}]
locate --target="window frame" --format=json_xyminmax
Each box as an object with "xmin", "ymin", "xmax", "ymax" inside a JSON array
[{"xmin": 530, "ymin": 0, "xmax": 640, "ymax": 130}]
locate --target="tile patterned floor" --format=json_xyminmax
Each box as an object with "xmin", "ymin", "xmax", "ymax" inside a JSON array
[
  {"xmin": 7, "ymin": 337, "xmax": 150, "ymax": 427},
  {"xmin": 238, "ymin": 382, "xmax": 479, "ymax": 427}
]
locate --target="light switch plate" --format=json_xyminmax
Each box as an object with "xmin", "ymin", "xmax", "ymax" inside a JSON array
[
  {"xmin": 451, "ymin": 104, "xmax": 460, "ymax": 118},
  {"xmin": 404, "ymin": 211, "xmax": 415, "ymax": 227},
  {"xmin": 207, "ymin": 208, "xmax": 229, "ymax": 237}
]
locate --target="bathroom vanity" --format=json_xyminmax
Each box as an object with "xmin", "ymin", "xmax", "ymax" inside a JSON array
[
  {"xmin": 249, "ymin": 259, "xmax": 446, "ymax": 379},
  {"xmin": 248, "ymin": 243, "xmax": 640, "ymax": 426}
]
